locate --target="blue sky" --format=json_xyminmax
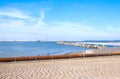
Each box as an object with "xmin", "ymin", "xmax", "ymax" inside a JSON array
[{"xmin": 0, "ymin": 0, "xmax": 120, "ymax": 41}]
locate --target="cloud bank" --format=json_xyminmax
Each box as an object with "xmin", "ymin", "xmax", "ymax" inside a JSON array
[{"xmin": 0, "ymin": 8, "xmax": 119, "ymax": 41}]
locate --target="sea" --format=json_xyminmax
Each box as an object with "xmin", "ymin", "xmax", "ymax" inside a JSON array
[{"xmin": 0, "ymin": 41, "xmax": 91, "ymax": 58}]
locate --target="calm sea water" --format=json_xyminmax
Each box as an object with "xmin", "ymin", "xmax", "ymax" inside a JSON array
[{"xmin": 0, "ymin": 41, "xmax": 90, "ymax": 58}]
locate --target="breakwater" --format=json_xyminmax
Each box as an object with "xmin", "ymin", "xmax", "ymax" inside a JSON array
[{"xmin": 56, "ymin": 41, "xmax": 105, "ymax": 49}]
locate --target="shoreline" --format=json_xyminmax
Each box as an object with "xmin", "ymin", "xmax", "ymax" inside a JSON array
[
  {"xmin": 0, "ymin": 52, "xmax": 120, "ymax": 62},
  {"xmin": 1, "ymin": 47, "xmax": 120, "ymax": 62}
]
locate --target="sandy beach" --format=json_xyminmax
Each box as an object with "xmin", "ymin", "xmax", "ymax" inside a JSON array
[{"xmin": 0, "ymin": 56, "xmax": 120, "ymax": 79}]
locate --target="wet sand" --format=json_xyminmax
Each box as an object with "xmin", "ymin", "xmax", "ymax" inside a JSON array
[{"xmin": 0, "ymin": 56, "xmax": 120, "ymax": 79}]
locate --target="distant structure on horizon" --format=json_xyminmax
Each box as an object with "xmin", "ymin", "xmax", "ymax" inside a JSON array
[
  {"xmin": 37, "ymin": 40, "xmax": 41, "ymax": 42},
  {"xmin": 82, "ymin": 40, "xmax": 120, "ymax": 42}
]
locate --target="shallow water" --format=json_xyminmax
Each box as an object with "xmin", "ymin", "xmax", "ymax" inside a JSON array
[{"xmin": 0, "ymin": 41, "xmax": 90, "ymax": 58}]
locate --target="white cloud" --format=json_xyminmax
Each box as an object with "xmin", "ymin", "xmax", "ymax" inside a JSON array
[
  {"xmin": 106, "ymin": 25, "xmax": 120, "ymax": 32},
  {"xmin": 40, "ymin": 12, "xmax": 44, "ymax": 21},
  {"xmin": 35, "ymin": 11, "xmax": 46, "ymax": 27},
  {"xmin": 0, "ymin": 8, "xmax": 31, "ymax": 19},
  {"xmin": 42, "ymin": 22, "xmax": 120, "ymax": 40},
  {"xmin": 0, "ymin": 8, "xmax": 120, "ymax": 41}
]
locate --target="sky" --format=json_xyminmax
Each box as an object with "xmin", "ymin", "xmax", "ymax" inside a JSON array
[{"xmin": 0, "ymin": 0, "xmax": 120, "ymax": 41}]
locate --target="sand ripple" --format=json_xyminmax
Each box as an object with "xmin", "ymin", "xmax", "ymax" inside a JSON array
[{"xmin": 0, "ymin": 56, "xmax": 120, "ymax": 79}]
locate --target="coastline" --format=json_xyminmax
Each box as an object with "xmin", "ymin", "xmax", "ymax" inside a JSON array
[{"xmin": 0, "ymin": 47, "xmax": 120, "ymax": 62}]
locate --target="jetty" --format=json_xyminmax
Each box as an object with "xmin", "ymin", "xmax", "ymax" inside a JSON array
[{"xmin": 56, "ymin": 41, "xmax": 105, "ymax": 49}]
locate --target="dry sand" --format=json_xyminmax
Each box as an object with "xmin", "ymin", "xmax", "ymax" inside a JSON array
[{"xmin": 0, "ymin": 56, "xmax": 120, "ymax": 79}]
